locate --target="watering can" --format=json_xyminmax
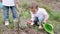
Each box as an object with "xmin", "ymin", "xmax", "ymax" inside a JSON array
[
  {"xmin": 0, "ymin": 2, "xmax": 3, "ymax": 8},
  {"xmin": 43, "ymin": 23, "xmax": 54, "ymax": 34}
]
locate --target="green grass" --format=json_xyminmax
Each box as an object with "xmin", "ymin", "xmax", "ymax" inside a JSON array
[
  {"xmin": 0, "ymin": 18, "xmax": 4, "ymax": 24},
  {"xmin": 0, "ymin": 29, "xmax": 3, "ymax": 34},
  {"xmin": 20, "ymin": 1, "xmax": 60, "ymax": 34},
  {"xmin": 0, "ymin": 0, "xmax": 60, "ymax": 34}
]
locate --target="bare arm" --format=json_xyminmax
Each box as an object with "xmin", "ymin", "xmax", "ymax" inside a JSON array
[
  {"xmin": 42, "ymin": 9, "xmax": 49, "ymax": 23},
  {"xmin": 44, "ymin": 14, "xmax": 49, "ymax": 22},
  {"xmin": 15, "ymin": 0, "xmax": 19, "ymax": 4}
]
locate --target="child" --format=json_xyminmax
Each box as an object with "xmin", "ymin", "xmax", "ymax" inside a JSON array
[
  {"xmin": 27, "ymin": 1, "xmax": 49, "ymax": 29},
  {"xmin": 2, "ymin": 0, "xmax": 18, "ymax": 27}
]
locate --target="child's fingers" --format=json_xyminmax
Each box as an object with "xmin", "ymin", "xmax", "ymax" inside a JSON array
[
  {"xmin": 43, "ymin": 20, "xmax": 47, "ymax": 23},
  {"xmin": 27, "ymin": 21, "xmax": 31, "ymax": 24},
  {"xmin": 29, "ymin": 20, "xmax": 32, "ymax": 22}
]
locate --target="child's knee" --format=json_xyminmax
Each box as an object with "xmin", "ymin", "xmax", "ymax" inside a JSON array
[
  {"xmin": 38, "ymin": 16, "xmax": 44, "ymax": 25},
  {"xmin": 38, "ymin": 16, "xmax": 44, "ymax": 21}
]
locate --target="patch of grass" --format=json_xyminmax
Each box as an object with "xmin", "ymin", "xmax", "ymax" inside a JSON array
[
  {"xmin": 21, "ymin": 0, "xmax": 30, "ymax": 9},
  {"xmin": 9, "ymin": 16, "xmax": 13, "ymax": 23},
  {"xmin": 0, "ymin": 17, "xmax": 4, "ymax": 24},
  {"xmin": 35, "ymin": 0, "xmax": 41, "ymax": 2},
  {"xmin": 0, "ymin": 29, "xmax": 3, "ymax": 34},
  {"xmin": 8, "ymin": 15, "xmax": 14, "ymax": 29},
  {"xmin": 8, "ymin": 23, "xmax": 14, "ymax": 29},
  {"xmin": 52, "ymin": 14, "xmax": 60, "ymax": 21},
  {"xmin": 20, "ymin": 9, "xmax": 31, "ymax": 19}
]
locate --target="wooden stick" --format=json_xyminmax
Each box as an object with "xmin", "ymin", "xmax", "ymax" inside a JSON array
[{"xmin": 16, "ymin": 2, "xmax": 21, "ymax": 34}]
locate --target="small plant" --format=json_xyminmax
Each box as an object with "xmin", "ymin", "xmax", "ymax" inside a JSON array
[
  {"xmin": 0, "ymin": 16, "xmax": 4, "ymax": 24},
  {"xmin": 35, "ymin": 0, "xmax": 41, "ymax": 2},
  {"xmin": 0, "ymin": 29, "xmax": 3, "ymax": 34},
  {"xmin": 53, "ymin": 15, "xmax": 60, "ymax": 21},
  {"xmin": 21, "ymin": 0, "xmax": 30, "ymax": 9}
]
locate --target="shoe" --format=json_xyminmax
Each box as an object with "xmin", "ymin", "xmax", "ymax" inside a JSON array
[
  {"xmin": 5, "ymin": 20, "xmax": 9, "ymax": 26},
  {"xmin": 30, "ymin": 22, "xmax": 34, "ymax": 26},
  {"xmin": 39, "ymin": 25, "xmax": 43, "ymax": 29}
]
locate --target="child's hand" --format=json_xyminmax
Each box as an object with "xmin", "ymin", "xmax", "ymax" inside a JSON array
[
  {"xmin": 27, "ymin": 20, "xmax": 33, "ymax": 24},
  {"xmin": 27, "ymin": 20, "xmax": 34, "ymax": 25},
  {"xmin": 31, "ymin": 18, "xmax": 35, "ymax": 21},
  {"xmin": 43, "ymin": 20, "xmax": 47, "ymax": 23},
  {"xmin": 26, "ymin": 18, "xmax": 34, "ymax": 25}
]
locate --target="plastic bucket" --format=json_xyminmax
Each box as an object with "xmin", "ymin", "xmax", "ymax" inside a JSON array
[{"xmin": 43, "ymin": 23, "xmax": 54, "ymax": 34}]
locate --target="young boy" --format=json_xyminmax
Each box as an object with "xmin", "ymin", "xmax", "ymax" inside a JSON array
[
  {"xmin": 2, "ymin": 0, "xmax": 18, "ymax": 27},
  {"xmin": 27, "ymin": 2, "xmax": 49, "ymax": 29}
]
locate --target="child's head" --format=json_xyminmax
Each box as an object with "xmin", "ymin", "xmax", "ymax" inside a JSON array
[{"xmin": 30, "ymin": 1, "xmax": 38, "ymax": 14}]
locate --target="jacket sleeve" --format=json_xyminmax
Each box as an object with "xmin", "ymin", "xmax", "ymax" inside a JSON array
[
  {"xmin": 42, "ymin": 8, "xmax": 49, "ymax": 20},
  {"xmin": 30, "ymin": 11, "xmax": 35, "ymax": 21}
]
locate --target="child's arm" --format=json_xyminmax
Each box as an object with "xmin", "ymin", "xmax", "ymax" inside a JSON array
[
  {"xmin": 42, "ymin": 9, "xmax": 49, "ymax": 23},
  {"xmin": 30, "ymin": 12, "xmax": 35, "ymax": 21},
  {"xmin": 15, "ymin": 0, "xmax": 19, "ymax": 4},
  {"xmin": 44, "ymin": 14, "xmax": 49, "ymax": 23}
]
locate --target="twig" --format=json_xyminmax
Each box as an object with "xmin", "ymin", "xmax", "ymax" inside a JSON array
[{"xmin": 16, "ymin": 3, "xmax": 21, "ymax": 34}]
